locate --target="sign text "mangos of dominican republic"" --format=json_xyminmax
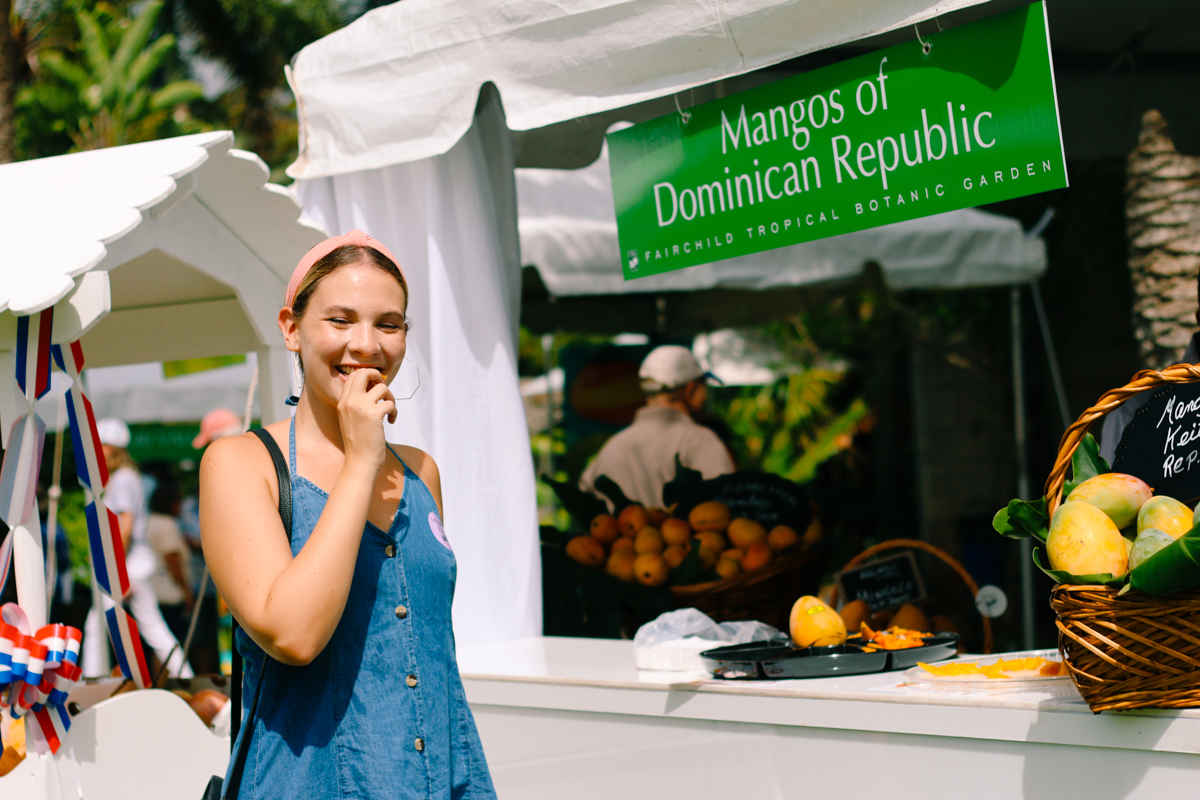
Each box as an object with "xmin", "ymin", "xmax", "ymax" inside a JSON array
[{"xmin": 607, "ymin": 2, "xmax": 1067, "ymax": 280}]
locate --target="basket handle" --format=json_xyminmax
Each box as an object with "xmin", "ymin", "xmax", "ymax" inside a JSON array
[
  {"xmin": 829, "ymin": 538, "xmax": 993, "ymax": 654},
  {"xmin": 1045, "ymin": 363, "xmax": 1200, "ymax": 516}
]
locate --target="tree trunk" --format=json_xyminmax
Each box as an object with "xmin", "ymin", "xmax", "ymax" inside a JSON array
[
  {"xmin": 0, "ymin": 0, "xmax": 16, "ymax": 163},
  {"xmin": 1126, "ymin": 110, "xmax": 1200, "ymax": 369}
]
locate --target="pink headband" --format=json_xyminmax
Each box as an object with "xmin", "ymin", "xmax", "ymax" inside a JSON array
[{"xmin": 285, "ymin": 229, "xmax": 406, "ymax": 309}]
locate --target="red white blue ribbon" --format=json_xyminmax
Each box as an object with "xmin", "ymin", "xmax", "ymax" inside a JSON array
[
  {"xmin": 0, "ymin": 313, "xmax": 154, "ymax": 748},
  {"xmin": 0, "ymin": 604, "xmax": 81, "ymax": 755},
  {"xmin": 47, "ymin": 333, "xmax": 152, "ymax": 689}
]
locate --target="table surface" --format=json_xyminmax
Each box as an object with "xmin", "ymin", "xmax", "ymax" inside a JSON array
[{"xmin": 458, "ymin": 636, "xmax": 1200, "ymax": 755}]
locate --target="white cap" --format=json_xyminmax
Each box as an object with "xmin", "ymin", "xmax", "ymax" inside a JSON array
[
  {"xmin": 96, "ymin": 418, "xmax": 131, "ymax": 448},
  {"xmin": 638, "ymin": 345, "xmax": 714, "ymax": 393}
]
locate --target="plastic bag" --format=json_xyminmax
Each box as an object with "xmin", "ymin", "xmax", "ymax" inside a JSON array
[{"xmin": 633, "ymin": 608, "xmax": 784, "ymax": 670}]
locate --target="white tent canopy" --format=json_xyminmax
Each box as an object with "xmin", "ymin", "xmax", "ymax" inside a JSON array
[
  {"xmin": 286, "ymin": 0, "xmax": 990, "ymax": 178},
  {"xmin": 517, "ymin": 143, "xmax": 1047, "ymax": 298},
  {"xmin": 0, "ymin": 131, "xmax": 326, "ymax": 445}
]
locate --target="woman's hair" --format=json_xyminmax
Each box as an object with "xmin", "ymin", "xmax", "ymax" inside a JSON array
[
  {"xmin": 290, "ymin": 244, "xmax": 408, "ymax": 318},
  {"xmin": 105, "ymin": 446, "xmax": 135, "ymax": 472}
]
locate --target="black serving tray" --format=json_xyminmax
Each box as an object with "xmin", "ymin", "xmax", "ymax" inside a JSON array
[{"xmin": 700, "ymin": 633, "xmax": 959, "ymax": 680}]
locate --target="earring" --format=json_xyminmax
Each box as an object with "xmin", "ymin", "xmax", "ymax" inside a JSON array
[
  {"xmin": 395, "ymin": 357, "xmax": 421, "ymax": 401},
  {"xmin": 285, "ymin": 352, "xmax": 304, "ymax": 406}
]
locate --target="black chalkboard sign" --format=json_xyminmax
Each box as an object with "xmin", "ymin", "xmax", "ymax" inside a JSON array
[
  {"xmin": 1113, "ymin": 382, "xmax": 1200, "ymax": 505},
  {"xmin": 835, "ymin": 552, "xmax": 926, "ymax": 612},
  {"xmin": 674, "ymin": 472, "xmax": 811, "ymax": 534}
]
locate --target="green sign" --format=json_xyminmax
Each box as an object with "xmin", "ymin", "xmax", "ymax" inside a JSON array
[{"xmin": 608, "ymin": 2, "xmax": 1066, "ymax": 280}]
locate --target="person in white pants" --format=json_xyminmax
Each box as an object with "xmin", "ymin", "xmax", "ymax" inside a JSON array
[{"xmin": 82, "ymin": 419, "xmax": 193, "ymax": 679}]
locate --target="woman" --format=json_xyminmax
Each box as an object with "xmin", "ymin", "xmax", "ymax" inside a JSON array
[
  {"xmin": 201, "ymin": 230, "xmax": 495, "ymax": 798},
  {"xmin": 82, "ymin": 419, "xmax": 193, "ymax": 679}
]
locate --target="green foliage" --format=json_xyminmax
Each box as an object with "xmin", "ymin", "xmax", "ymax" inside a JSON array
[
  {"xmin": 55, "ymin": 488, "xmax": 93, "ymax": 586},
  {"xmin": 723, "ymin": 367, "xmax": 868, "ymax": 484},
  {"xmin": 17, "ymin": 0, "xmax": 205, "ymax": 154}
]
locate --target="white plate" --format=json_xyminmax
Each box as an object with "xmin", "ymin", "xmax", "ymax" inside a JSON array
[{"xmin": 902, "ymin": 649, "xmax": 1070, "ymax": 687}]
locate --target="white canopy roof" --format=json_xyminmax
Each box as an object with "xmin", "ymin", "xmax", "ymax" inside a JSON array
[
  {"xmin": 0, "ymin": 131, "xmax": 327, "ymax": 441},
  {"xmin": 517, "ymin": 143, "xmax": 1047, "ymax": 297},
  {"xmin": 286, "ymin": 0, "xmax": 990, "ymax": 178}
]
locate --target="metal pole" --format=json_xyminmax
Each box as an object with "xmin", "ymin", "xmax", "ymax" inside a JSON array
[
  {"xmin": 1012, "ymin": 286, "xmax": 1036, "ymax": 650},
  {"xmin": 1029, "ymin": 279, "xmax": 1071, "ymax": 431}
]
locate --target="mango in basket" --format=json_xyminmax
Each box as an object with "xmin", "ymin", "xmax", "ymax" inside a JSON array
[
  {"xmin": 1066, "ymin": 473, "xmax": 1151, "ymax": 530},
  {"xmin": 566, "ymin": 535, "xmax": 606, "ymax": 567},
  {"xmin": 689, "ymin": 501, "xmax": 732, "ymax": 533},
  {"xmin": 1047, "ymin": 500, "xmax": 1128, "ymax": 576},
  {"xmin": 1137, "ymin": 496, "xmax": 1193, "ymax": 539},
  {"xmin": 1129, "ymin": 527, "xmax": 1175, "ymax": 570},
  {"xmin": 790, "ymin": 596, "xmax": 847, "ymax": 648}
]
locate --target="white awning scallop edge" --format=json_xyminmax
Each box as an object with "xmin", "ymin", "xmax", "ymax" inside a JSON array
[
  {"xmin": 286, "ymin": 0, "xmax": 993, "ymax": 179},
  {"xmin": 0, "ymin": 131, "xmax": 325, "ymax": 318}
]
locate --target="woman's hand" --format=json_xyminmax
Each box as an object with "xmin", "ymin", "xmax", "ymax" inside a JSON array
[{"xmin": 337, "ymin": 368, "xmax": 397, "ymax": 473}]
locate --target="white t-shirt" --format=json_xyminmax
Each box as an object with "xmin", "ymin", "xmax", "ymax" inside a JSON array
[
  {"xmin": 105, "ymin": 466, "xmax": 156, "ymax": 582},
  {"xmin": 147, "ymin": 513, "xmax": 190, "ymax": 605}
]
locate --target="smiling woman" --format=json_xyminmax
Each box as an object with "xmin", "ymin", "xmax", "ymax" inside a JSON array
[{"xmin": 199, "ymin": 230, "xmax": 496, "ymax": 799}]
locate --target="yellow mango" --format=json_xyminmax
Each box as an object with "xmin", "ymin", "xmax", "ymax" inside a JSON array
[
  {"xmin": 1066, "ymin": 473, "xmax": 1152, "ymax": 530},
  {"xmin": 1137, "ymin": 496, "xmax": 1193, "ymax": 539},
  {"xmin": 789, "ymin": 595, "xmax": 847, "ymax": 648},
  {"xmin": 1047, "ymin": 500, "xmax": 1128, "ymax": 576}
]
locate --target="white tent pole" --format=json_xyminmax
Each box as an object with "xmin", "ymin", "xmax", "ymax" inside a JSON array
[{"xmin": 1012, "ymin": 286, "xmax": 1036, "ymax": 651}]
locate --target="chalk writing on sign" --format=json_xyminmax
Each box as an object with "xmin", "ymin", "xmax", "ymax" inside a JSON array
[
  {"xmin": 835, "ymin": 552, "xmax": 926, "ymax": 612},
  {"xmin": 1113, "ymin": 382, "xmax": 1200, "ymax": 504}
]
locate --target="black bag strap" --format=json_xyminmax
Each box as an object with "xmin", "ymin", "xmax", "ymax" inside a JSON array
[{"xmin": 223, "ymin": 428, "xmax": 293, "ymax": 799}]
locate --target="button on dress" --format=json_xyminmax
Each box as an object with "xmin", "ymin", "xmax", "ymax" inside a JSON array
[{"xmin": 227, "ymin": 417, "xmax": 496, "ymax": 798}]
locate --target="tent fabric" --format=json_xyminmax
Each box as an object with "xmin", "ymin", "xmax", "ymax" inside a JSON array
[
  {"xmin": 32, "ymin": 358, "xmax": 262, "ymax": 426},
  {"xmin": 293, "ymin": 90, "xmax": 542, "ymax": 649},
  {"xmin": 517, "ymin": 143, "xmax": 1047, "ymax": 296},
  {"xmin": 286, "ymin": 0, "xmax": 991, "ymax": 178},
  {"xmin": 0, "ymin": 131, "xmax": 323, "ymax": 316}
]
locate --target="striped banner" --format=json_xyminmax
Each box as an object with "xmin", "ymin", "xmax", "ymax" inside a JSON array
[
  {"xmin": 15, "ymin": 311, "xmax": 52, "ymax": 402},
  {"xmin": 64, "ymin": 388, "xmax": 107, "ymax": 493},
  {"xmin": 0, "ymin": 413, "xmax": 46, "ymax": 528},
  {"xmin": 104, "ymin": 603, "xmax": 151, "ymax": 688},
  {"xmin": 8, "ymin": 325, "xmax": 155, "ymax": 739},
  {"xmin": 85, "ymin": 499, "xmax": 129, "ymax": 600}
]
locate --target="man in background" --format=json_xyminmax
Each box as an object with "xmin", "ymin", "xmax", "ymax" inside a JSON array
[{"xmin": 581, "ymin": 345, "xmax": 734, "ymax": 509}]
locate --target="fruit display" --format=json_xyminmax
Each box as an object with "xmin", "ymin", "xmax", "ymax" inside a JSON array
[
  {"xmin": 995, "ymin": 434, "xmax": 1200, "ymax": 595},
  {"xmin": 566, "ymin": 500, "xmax": 814, "ymax": 587}
]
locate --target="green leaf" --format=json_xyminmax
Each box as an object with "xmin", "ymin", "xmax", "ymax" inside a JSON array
[
  {"xmin": 668, "ymin": 544, "xmax": 719, "ymax": 586},
  {"xmin": 1063, "ymin": 433, "xmax": 1111, "ymax": 497},
  {"xmin": 541, "ymin": 474, "xmax": 607, "ymax": 532},
  {"xmin": 592, "ymin": 475, "xmax": 634, "ymax": 514},
  {"xmin": 112, "ymin": 0, "xmax": 164, "ymax": 78},
  {"xmin": 1129, "ymin": 523, "xmax": 1200, "ymax": 596},
  {"xmin": 662, "ymin": 455, "xmax": 704, "ymax": 509},
  {"xmin": 994, "ymin": 497, "xmax": 1049, "ymax": 542},
  {"xmin": 150, "ymin": 81, "xmax": 204, "ymax": 110},
  {"xmin": 129, "ymin": 36, "xmax": 176, "ymax": 96},
  {"xmin": 1032, "ymin": 547, "xmax": 1125, "ymax": 587},
  {"xmin": 37, "ymin": 52, "xmax": 90, "ymax": 90}
]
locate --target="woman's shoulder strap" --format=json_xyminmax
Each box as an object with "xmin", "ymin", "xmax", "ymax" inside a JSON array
[{"xmin": 249, "ymin": 428, "xmax": 292, "ymax": 542}]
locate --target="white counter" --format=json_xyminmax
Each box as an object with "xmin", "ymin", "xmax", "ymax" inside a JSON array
[{"xmin": 458, "ymin": 637, "xmax": 1200, "ymax": 799}]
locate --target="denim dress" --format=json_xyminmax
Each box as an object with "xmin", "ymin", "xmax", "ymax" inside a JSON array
[{"xmin": 227, "ymin": 417, "xmax": 496, "ymax": 798}]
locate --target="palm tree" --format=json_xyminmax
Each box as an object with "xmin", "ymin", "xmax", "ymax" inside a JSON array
[
  {"xmin": 17, "ymin": 0, "xmax": 203, "ymax": 153},
  {"xmin": 1126, "ymin": 110, "xmax": 1200, "ymax": 369},
  {"xmin": 0, "ymin": 0, "xmax": 16, "ymax": 162},
  {"xmin": 156, "ymin": 0, "xmax": 340, "ymax": 175}
]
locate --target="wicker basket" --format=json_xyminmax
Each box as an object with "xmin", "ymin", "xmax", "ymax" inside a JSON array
[
  {"xmin": 829, "ymin": 538, "xmax": 993, "ymax": 654},
  {"xmin": 670, "ymin": 547, "xmax": 823, "ymax": 630},
  {"xmin": 1045, "ymin": 363, "xmax": 1200, "ymax": 712}
]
